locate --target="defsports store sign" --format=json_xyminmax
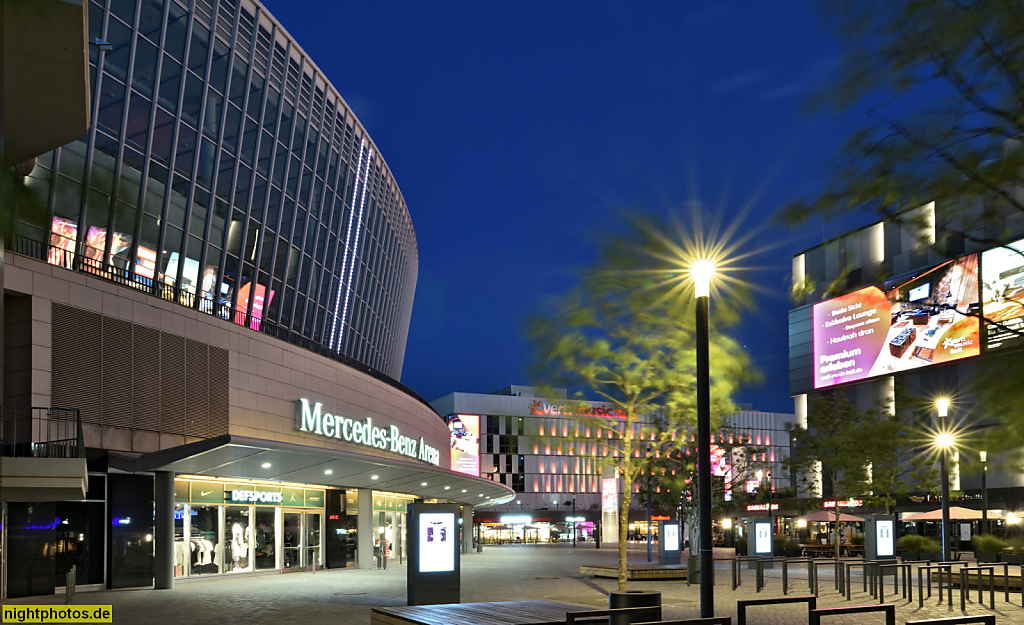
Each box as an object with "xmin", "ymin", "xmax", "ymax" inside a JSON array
[{"xmin": 297, "ymin": 399, "xmax": 440, "ymax": 466}]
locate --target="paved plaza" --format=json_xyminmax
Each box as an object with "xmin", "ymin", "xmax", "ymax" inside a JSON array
[{"xmin": 2, "ymin": 545, "xmax": 1020, "ymax": 624}]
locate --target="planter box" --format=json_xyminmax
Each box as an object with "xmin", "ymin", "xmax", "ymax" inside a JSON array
[
  {"xmin": 975, "ymin": 551, "xmax": 999, "ymax": 563},
  {"xmin": 1001, "ymin": 554, "xmax": 1024, "ymax": 564},
  {"xmin": 900, "ymin": 551, "xmax": 920, "ymax": 562},
  {"xmin": 921, "ymin": 552, "xmax": 943, "ymax": 562}
]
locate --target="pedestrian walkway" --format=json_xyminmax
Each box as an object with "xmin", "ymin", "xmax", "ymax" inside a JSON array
[{"xmin": 1, "ymin": 545, "xmax": 1020, "ymax": 624}]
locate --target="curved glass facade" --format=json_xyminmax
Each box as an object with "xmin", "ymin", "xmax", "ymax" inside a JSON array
[{"xmin": 15, "ymin": 0, "xmax": 416, "ymax": 379}]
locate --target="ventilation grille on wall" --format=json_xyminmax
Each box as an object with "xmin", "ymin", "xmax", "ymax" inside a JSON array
[{"xmin": 51, "ymin": 302, "xmax": 229, "ymax": 438}]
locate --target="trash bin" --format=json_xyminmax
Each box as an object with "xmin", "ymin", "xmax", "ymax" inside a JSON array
[{"xmin": 608, "ymin": 590, "xmax": 661, "ymax": 625}]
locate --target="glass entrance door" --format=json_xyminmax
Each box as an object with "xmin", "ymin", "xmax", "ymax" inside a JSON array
[{"xmin": 282, "ymin": 511, "xmax": 302, "ymax": 569}]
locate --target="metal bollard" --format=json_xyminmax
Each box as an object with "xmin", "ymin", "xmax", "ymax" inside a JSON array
[{"xmin": 65, "ymin": 565, "xmax": 76, "ymax": 605}]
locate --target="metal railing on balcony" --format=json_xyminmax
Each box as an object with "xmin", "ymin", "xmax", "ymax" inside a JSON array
[
  {"xmin": 7, "ymin": 233, "xmax": 439, "ymax": 416},
  {"xmin": 0, "ymin": 405, "xmax": 85, "ymax": 459}
]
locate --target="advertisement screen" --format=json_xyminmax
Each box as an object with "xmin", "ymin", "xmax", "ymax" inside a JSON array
[
  {"xmin": 812, "ymin": 254, "xmax": 980, "ymax": 388},
  {"xmin": 448, "ymin": 414, "xmax": 480, "ymax": 476},
  {"xmin": 664, "ymin": 523, "xmax": 680, "ymax": 552},
  {"xmin": 602, "ymin": 478, "xmax": 617, "ymax": 512},
  {"xmin": 876, "ymin": 520, "xmax": 894, "ymax": 557},
  {"xmin": 418, "ymin": 512, "xmax": 455, "ymax": 573},
  {"xmin": 754, "ymin": 522, "xmax": 772, "ymax": 555},
  {"xmin": 981, "ymin": 236, "xmax": 1024, "ymax": 351}
]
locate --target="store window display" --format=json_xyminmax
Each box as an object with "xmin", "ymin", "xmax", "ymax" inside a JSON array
[
  {"xmin": 189, "ymin": 506, "xmax": 220, "ymax": 575},
  {"xmin": 225, "ymin": 506, "xmax": 251, "ymax": 572}
]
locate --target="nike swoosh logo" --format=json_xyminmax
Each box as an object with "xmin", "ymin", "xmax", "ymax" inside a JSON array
[{"xmin": 200, "ymin": 490, "xmax": 214, "ymax": 496}]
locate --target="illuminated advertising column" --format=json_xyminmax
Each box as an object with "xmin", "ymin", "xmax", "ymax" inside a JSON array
[
  {"xmin": 864, "ymin": 515, "xmax": 895, "ymax": 561},
  {"xmin": 747, "ymin": 519, "xmax": 774, "ymax": 569},
  {"xmin": 407, "ymin": 503, "xmax": 460, "ymax": 605},
  {"xmin": 658, "ymin": 520, "xmax": 681, "ymax": 565},
  {"xmin": 601, "ymin": 472, "xmax": 618, "ymax": 545}
]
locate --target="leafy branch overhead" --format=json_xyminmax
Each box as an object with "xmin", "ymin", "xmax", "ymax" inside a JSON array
[{"xmin": 787, "ymin": 0, "xmax": 1024, "ymax": 246}]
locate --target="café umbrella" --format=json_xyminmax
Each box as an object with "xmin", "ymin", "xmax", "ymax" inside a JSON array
[
  {"xmin": 794, "ymin": 510, "xmax": 865, "ymax": 523},
  {"xmin": 902, "ymin": 507, "xmax": 1003, "ymax": 522}
]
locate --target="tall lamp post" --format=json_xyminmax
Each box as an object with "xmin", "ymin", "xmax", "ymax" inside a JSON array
[
  {"xmin": 936, "ymin": 398, "xmax": 952, "ymax": 563},
  {"xmin": 693, "ymin": 260, "xmax": 715, "ymax": 618},
  {"xmin": 980, "ymin": 451, "xmax": 988, "ymax": 536},
  {"xmin": 647, "ymin": 443, "xmax": 653, "ymax": 563}
]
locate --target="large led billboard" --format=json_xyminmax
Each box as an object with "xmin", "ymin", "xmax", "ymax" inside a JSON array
[
  {"xmin": 981, "ymin": 236, "xmax": 1024, "ymax": 351},
  {"xmin": 812, "ymin": 254, "xmax": 980, "ymax": 388},
  {"xmin": 448, "ymin": 414, "xmax": 480, "ymax": 476}
]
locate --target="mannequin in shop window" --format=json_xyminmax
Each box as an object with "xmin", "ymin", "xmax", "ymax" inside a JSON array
[{"xmin": 231, "ymin": 523, "xmax": 249, "ymax": 571}]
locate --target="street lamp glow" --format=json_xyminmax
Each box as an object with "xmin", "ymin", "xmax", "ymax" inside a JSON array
[
  {"xmin": 721, "ymin": 518, "xmax": 732, "ymax": 529},
  {"xmin": 797, "ymin": 519, "xmax": 807, "ymax": 528},
  {"xmin": 979, "ymin": 451, "xmax": 987, "ymax": 463},
  {"xmin": 935, "ymin": 432, "xmax": 955, "ymax": 448},
  {"xmin": 936, "ymin": 398, "xmax": 949, "ymax": 418},
  {"xmin": 755, "ymin": 469, "xmax": 763, "ymax": 481},
  {"xmin": 691, "ymin": 260, "xmax": 715, "ymax": 297}
]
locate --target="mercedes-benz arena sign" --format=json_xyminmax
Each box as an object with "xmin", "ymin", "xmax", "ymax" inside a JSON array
[{"xmin": 297, "ymin": 398, "xmax": 441, "ymax": 466}]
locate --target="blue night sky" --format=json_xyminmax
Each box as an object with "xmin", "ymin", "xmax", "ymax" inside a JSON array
[{"xmin": 262, "ymin": 1, "xmax": 861, "ymax": 413}]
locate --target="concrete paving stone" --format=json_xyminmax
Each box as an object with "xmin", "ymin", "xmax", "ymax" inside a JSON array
[{"xmin": 1, "ymin": 546, "xmax": 1020, "ymax": 624}]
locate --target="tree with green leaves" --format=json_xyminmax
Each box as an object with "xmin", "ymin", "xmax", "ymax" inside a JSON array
[
  {"xmin": 861, "ymin": 389, "xmax": 940, "ymax": 514},
  {"xmin": 525, "ymin": 212, "xmax": 756, "ymax": 590},
  {"xmin": 787, "ymin": 391, "xmax": 871, "ymax": 558}
]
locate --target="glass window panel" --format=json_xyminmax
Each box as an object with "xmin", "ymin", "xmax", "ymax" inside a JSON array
[
  {"xmin": 109, "ymin": 0, "xmax": 137, "ymax": 26},
  {"xmin": 246, "ymin": 72, "xmax": 264, "ymax": 120},
  {"xmin": 83, "ymin": 189, "xmax": 112, "ymax": 265},
  {"xmin": 124, "ymin": 90, "xmax": 153, "ymax": 154},
  {"xmin": 233, "ymin": 164, "xmax": 251, "ymax": 210},
  {"xmin": 182, "ymin": 236, "xmax": 203, "ymax": 293},
  {"xmin": 102, "ymin": 19, "xmax": 132, "ymax": 83},
  {"xmin": 228, "ymin": 54, "xmax": 248, "ymax": 109},
  {"xmin": 138, "ymin": 0, "xmax": 165, "ymax": 43},
  {"xmin": 174, "ymin": 121, "xmax": 197, "ymax": 175},
  {"xmin": 197, "ymin": 138, "xmax": 216, "ymax": 189},
  {"xmin": 58, "ymin": 141, "xmax": 89, "ymax": 181},
  {"xmin": 209, "ymin": 39, "xmax": 230, "ymax": 94},
  {"xmin": 117, "ymin": 163, "xmax": 142, "ymax": 206},
  {"xmin": 250, "ymin": 176, "xmax": 266, "ymax": 222},
  {"xmin": 215, "ymin": 149, "xmax": 234, "ymax": 199},
  {"xmin": 164, "ymin": 2, "xmax": 189, "ymax": 60},
  {"xmin": 136, "ymin": 213, "xmax": 160, "ymax": 280},
  {"xmin": 240, "ymin": 118, "xmax": 258, "ymax": 166},
  {"xmin": 180, "ymin": 71, "xmax": 203, "ymax": 128},
  {"xmin": 132, "ymin": 36, "xmax": 159, "ymax": 98},
  {"xmin": 222, "ymin": 103, "xmax": 242, "ymax": 153},
  {"xmin": 262, "ymin": 88, "xmax": 279, "ymax": 134},
  {"xmin": 202, "ymin": 89, "xmax": 223, "ymax": 139},
  {"xmin": 111, "ymin": 201, "xmax": 136, "ymax": 268},
  {"xmin": 167, "ymin": 176, "xmax": 188, "ymax": 228},
  {"xmin": 54, "ymin": 176, "xmax": 83, "ymax": 221},
  {"xmin": 160, "ymin": 225, "xmax": 183, "ymax": 285},
  {"xmin": 96, "ymin": 75, "xmax": 126, "ymax": 137},
  {"xmin": 256, "ymin": 130, "xmax": 273, "ymax": 176},
  {"xmin": 157, "ymin": 55, "xmax": 182, "ymax": 113},
  {"xmin": 187, "ymin": 22, "xmax": 210, "ymax": 74},
  {"xmin": 189, "ymin": 196, "xmax": 208, "ymax": 238},
  {"xmin": 210, "ymin": 198, "xmax": 228, "ymax": 246}
]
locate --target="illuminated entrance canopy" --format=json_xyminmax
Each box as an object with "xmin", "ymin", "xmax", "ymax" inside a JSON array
[{"xmin": 298, "ymin": 398, "xmax": 441, "ymax": 466}]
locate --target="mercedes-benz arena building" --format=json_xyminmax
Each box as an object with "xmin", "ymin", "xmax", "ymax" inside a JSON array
[{"xmin": 0, "ymin": 0, "xmax": 512, "ymax": 599}]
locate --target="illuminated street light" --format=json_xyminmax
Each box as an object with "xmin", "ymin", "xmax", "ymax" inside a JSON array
[
  {"xmin": 980, "ymin": 451, "xmax": 989, "ymax": 536},
  {"xmin": 693, "ymin": 258, "xmax": 715, "ymax": 618},
  {"xmin": 936, "ymin": 398, "xmax": 952, "ymax": 563}
]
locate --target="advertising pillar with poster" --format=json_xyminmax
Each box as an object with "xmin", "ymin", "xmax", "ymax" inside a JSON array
[
  {"xmin": 601, "ymin": 474, "xmax": 618, "ymax": 546},
  {"xmin": 864, "ymin": 515, "xmax": 895, "ymax": 561},
  {"xmin": 407, "ymin": 502, "xmax": 460, "ymax": 605},
  {"xmin": 447, "ymin": 414, "xmax": 480, "ymax": 476},
  {"xmin": 658, "ymin": 520, "xmax": 681, "ymax": 565}
]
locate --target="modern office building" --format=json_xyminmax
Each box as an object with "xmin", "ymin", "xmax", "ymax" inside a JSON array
[
  {"xmin": 431, "ymin": 385, "xmax": 795, "ymax": 543},
  {"xmin": 789, "ymin": 200, "xmax": 1024, "ymax": 527},
  {"xmin": 0, "ymin": 0, "xmax": 512, "ymax": 599}
]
